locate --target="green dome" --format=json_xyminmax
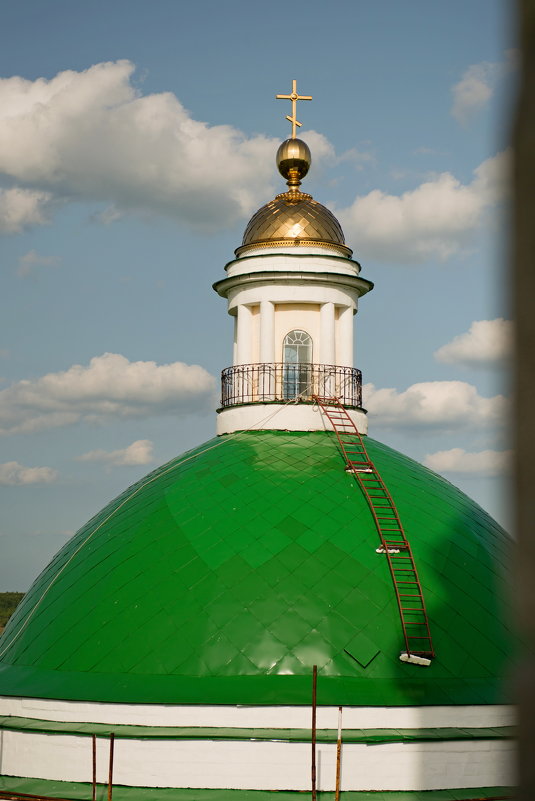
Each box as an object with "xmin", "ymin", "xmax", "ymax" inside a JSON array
[{"xmin": 0, "ymin": 431, "xmax": 512, "ymax": 707}]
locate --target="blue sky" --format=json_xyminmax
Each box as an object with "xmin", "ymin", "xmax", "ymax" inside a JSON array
[{"xmin": 0, "ymin": 0, "xmax": 515, "ymax": 589}]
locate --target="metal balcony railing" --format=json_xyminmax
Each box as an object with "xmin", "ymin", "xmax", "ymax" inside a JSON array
[{"xmin": 220, "ymin": 363, "xmax": 362, "ymax": 408}]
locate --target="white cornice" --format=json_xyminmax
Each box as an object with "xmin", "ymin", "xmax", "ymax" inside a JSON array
[{"xmin": 213, "ymin": 270, "xmax": 373, "ymax": 299}]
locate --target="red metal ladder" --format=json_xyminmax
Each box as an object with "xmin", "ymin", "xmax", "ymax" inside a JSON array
[{"xmin": 313, "ymin": 395, "xmax": 435, "ymax": 664}]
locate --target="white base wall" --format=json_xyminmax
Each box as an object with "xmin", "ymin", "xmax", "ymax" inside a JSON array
[
  {"xmin": 0, "ymin": 697, "xmax": 516, "ymax": 728},
  {"xmin": 0, "ymin": 730, "xmax": 514, "ymax": 791},
  {"xmin": 216, "ymin": 403, "xmax": 367, "ymax": 435},
  {"xmin": 0, "ymin": 698, "xmax": 515, "ymax": 791}
]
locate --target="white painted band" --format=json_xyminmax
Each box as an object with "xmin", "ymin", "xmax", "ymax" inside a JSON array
[
  {"xmin": 0, "ymin": 729, "xmax": 514, "ymax": 791},
  {"xmin": 216, "ymin": 403, "xmax": 368, "ymax": 435},
  {"xmin": 227, "ymin": 252, "xmax": 360, "ymax": 278},
  {"xmin": 0, "ymin": 696, "xmax": 515, "ymax": 729}
]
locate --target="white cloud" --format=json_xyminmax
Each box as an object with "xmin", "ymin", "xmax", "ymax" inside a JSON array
[
  {"xmin": 0, "ymin": 187, "xmax": 53, "ymax": 233},
  {"xmin": 424, "ymin": 447, "xmax": 512, "ymax": 477},
  {"xmin": 0, "ymin": 352, "xmax": 216, "ymax": 435},
  {"xmin": 435, "ymin": 318, "xmax": 513, "ymax": 367},
  {"xmin": 451, "ymin": 64, "xmax": 495, "ymax": 123},
  {"xmin": 363, "ymin": 380, "xmax": 507, "ymax": 430},
  {"xmin": 78, "ymin": 438, "xmax": 154, "ymax": 466},
  {"xmin": 0, "ymin": 60, "xmax": 305, "ymax": 232},
  {"xmin": 335, "ymin": 146, "xmax": 375, "ymax": 170},
  {"xmin": 92, "ymin": 205, "xmax": 123, "ymax": 225},
  {"xmin": 451, "ymin": 52, "xmax": 517, "ymax": 123},
  {"xmin": 338, "ymin": 150, "xmax": 509, "ymax": 263},
  {"xmin": 0, "ymin": 461, "xmax": 58, "ymax": 486},
  {"xmin": 413, "ymin": 147, "xmax": 445, "ymax": 156},
  {"xmin": 16, "ymin": 249, "xmax": 57, "ymax": 278}
]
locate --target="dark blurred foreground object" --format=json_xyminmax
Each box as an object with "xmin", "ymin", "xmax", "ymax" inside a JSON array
[{"xmin": 515, "ymin": 1, "xmax": 535, "ymax": 798}]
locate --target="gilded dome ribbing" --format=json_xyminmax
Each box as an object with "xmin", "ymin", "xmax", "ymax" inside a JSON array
[{"xmin": 237, "ymin": 194, "xmax": 351, "ymax": 257}]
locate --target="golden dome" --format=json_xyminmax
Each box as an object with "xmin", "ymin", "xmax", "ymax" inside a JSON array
[
  {"xmin": 237, "ymin": 195, "xmax": 351, "ymax": 257},
  {"xmin": 237, "ymin": 138, "xmax": 351, "ymax": 257}
]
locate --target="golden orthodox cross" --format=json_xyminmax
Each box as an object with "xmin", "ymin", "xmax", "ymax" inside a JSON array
[{"xmin": 276, "ymin": 80, "xmax": 312, "ymax": 138}]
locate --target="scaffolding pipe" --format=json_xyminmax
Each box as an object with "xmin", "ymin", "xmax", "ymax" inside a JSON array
[
  {"xmin": 92, "ymin": 734, "xmax": 96, "ymax": 801},
  {"xmin": 335, "ymin": 705, "xmax": 342, "ymax": 801},
  {"xmin": 311, "ymin": 665, "xmax": 317, "ymax": 801},
  {"xmin": 107, "ymin": 733, "xmax": 115, "ymax": 801}
]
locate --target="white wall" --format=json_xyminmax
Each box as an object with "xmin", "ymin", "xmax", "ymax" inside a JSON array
[
  {"xmin": 216, "ymin": 403, "xmax": 367, "ymax": 435},
  {"xmin": 274, "ymin": 303, "xmax": 321, "ymax": 362},
  {"xmin": 233, "ymin": 299, "xmax": 356, "ymax": 371},
  {"xmin": 0, "ymin": 729, "xmax": 514, "ymax": 791},
  {"xmin": 0, "ymin": 697, "xmax": 515, "ymax": 729}
]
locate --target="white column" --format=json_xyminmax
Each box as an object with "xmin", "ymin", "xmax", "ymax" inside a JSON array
[
  {"xmin": 320, "ymin": 302, "xmax": 335, "ymax": 365},
  {"xmin": 337, "ymin": 305, "xmax": 354, "ymax": 367},
  {"xmin": 259, "ymin": 300, "xmax": 275, "ymax": 363},
  {"xmin": 232, "ymin": 314, "xmax": 238, "ymax": 365},
  {"xmin": 236, "ymin": 304, "xmax": 253, "ymax": 365}
]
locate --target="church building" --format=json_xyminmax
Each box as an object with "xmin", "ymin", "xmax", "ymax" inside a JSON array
[{"xmin": 0, "ymin": 82, "xmax": 514, "ymax": 800}]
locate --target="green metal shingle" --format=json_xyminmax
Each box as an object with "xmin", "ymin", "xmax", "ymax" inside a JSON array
[{"xmin": 0, "ymin": 431, "xmax": 513, "ymax": 706}]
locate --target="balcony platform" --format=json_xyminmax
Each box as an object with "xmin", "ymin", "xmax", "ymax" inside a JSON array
[{"xmin": 217, "ymin": 363, "xmax": 367, "ymax": 435}]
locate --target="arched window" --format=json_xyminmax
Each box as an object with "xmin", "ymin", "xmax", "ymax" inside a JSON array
[
  {"xmin": 283, "ymin": 330, "xmax": 312, "ymax": 399},
  {"xmin": 283, "ymin": 330, "xmax": 312, "ymax": 365}
]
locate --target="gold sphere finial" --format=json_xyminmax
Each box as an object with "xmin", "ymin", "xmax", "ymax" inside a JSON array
[{"xmin": 276, "ymin": 138, "xmax": 311, "ymax": 194}]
